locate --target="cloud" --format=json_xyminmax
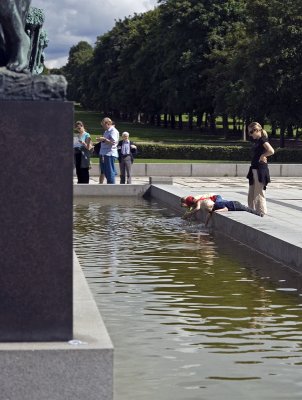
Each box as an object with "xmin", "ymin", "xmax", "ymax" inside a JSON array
[{"xmin": 33, "ymin": 0, "xmax": 158, "ymax": 68}]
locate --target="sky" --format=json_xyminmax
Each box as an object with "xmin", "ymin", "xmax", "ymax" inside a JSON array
[{"xmin": 33, "ymin": 0, "xmax": 158, "ymax": 69}]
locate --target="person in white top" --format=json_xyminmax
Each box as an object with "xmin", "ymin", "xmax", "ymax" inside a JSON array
[{"xmin": 97, "ymin": 117, "xmax": 119, "ymax": 184}]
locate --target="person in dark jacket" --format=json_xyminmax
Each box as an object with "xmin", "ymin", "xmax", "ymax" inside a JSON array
[
  {"xmin": 117, "ymin": 132, "xmax": 137, "ymax": 184},
  {"xmin": 73, "ymin": 121, "xmax": 92, "ymax": 184},
  {"xmin": 246, "ymin": 122, "xmax": 274, "ymax": 215}
]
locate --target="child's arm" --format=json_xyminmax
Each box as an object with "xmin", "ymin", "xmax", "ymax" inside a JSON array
[
  {"xmin": 204, "ymin": 206, "xmax": 229, "ymax": 226},
  {"xmin": 204, "ymin": 212, "xmax": 212, "ymax": 227},
  {"xmin": 182, "ymin": 201, "xmax": 201, "ymax": 220},
  {"xmin": 214, "ymin": 207, "xmax": 229, "ymax": 212},
  {"xmin": 182, "ymin": 207, "xmax": 198, "ymax": 219}
]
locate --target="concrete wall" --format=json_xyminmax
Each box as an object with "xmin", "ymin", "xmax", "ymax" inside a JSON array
[
  {"xmin": 86, "ymin": 163, "xmax": 302, "ymax": 177},
  {"xmin": 74, "ymin": 183, "xmax": 150, "ymax": 196}
]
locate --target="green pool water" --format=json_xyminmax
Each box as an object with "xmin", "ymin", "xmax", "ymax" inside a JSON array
[{"xmin": 74, "ymin": 197, "xmax": 302, "ymax": 400}]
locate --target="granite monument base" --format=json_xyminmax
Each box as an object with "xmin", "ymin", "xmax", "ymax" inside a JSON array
[
  {"xmin": 0, "ymin": 256, "xmax": 113, "ymax": 400},
  {"xmin": 0, "ymin": 100, "xmax": 73, "ymax": 341}
]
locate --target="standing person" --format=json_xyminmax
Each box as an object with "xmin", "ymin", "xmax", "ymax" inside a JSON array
[
  {"xmin": 98, "ymin": 117, "xmax": 119, "ymax": 184},
  {"xmin": 246, "ymin": 122, "xmax": 275, "ymax": 215},
  {"xmin": 74, "ymin": 121, "xmax": 92, "ymax": 184},
  {"xmin": 117, "ymin": 132, "xmax": 137, "ymax": 184}
]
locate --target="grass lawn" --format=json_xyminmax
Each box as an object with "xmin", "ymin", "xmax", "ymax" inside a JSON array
[{"xmin": 74, "ymin": 108, "xmax": 248, "ymax": 145}]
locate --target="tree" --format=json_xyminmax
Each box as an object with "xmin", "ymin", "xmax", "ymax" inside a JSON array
[
  {"xmin": 63, "ymin": 41, "xmax": 93, "ymax": 102},
  {"xmin": 224, "ymin": 0, "xmax": 302, "ymax": 144}
]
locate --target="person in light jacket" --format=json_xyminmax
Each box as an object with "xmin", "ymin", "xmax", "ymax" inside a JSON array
[{"xmin": 97, "ymin": 117, "xmax": 119, "ymax": 184}]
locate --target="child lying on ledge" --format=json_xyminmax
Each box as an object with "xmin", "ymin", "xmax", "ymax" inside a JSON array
[
  {"xmin": 180, "ymin": 194, "xmax": 218, "ymax": 220},
  {"xmin": 202, "ymin": 196, "xmax": 263, "ymax": 226}
]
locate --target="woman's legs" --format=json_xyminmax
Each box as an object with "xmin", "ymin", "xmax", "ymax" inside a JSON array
[
  {"xmin": 248, "ymin": 169, "xmax": 267, "ymax": 214},
  {"xmin": 233, "ymin": 201, "xmax": 262, "ymax": 216}
]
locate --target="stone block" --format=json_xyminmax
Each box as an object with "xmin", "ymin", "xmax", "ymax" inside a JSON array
[
  {"xmin": 236, "ymin": 163, "xmax": 251, "ymax": 177},
  {"xmin": 132, "ymin": 163, "xmax": 147, "ymax": 176},
  {"xmin": 147, "ymin": 163, "xmax": 190, "ymax": 176},
  {"xmin": 0, "ymin": 100, "xmax": 73, "ymax": 341},
  {"xmin": 149, "ymin": 176, "xmax": 173, "ymax": 185},
  {"xmin": 192, "ymin": 163, "xmax": 237, "ymax": 177},
  {"xmin": 281, "ymin": 164, "xmax": 302, "ymax": 177}
]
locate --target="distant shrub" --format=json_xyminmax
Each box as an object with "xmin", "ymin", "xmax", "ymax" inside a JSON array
[
  {"xmin": 136, "ymin": 144, "xmax": 251, "ymax": 161},
  {"xmin": 271, "ymin": 148, "xmax": 302, "ymax": 163},
  {"xmin": 134, "ymin": 144, "xmax": 302, "ymax": 162},
  {"xmin": 90, "ymin": 143, "xmax": 302, "ymax": 162}
]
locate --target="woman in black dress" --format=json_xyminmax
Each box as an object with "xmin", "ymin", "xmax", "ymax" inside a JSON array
[{"xmin": 246, "ymin": 122, "xmax": 275, "ymax": 215}]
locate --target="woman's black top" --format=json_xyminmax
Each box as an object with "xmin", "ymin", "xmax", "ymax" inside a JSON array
[
  {"xmin": 247, "ymin": 136, "xmax": 271, "ymax": 189},
  {"xmin": 251, "ymin": 137, "xmax": 268, "ymax": 168}
]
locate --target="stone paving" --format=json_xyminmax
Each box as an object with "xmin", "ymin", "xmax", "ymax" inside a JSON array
[{"xmin": 80, "ymin": 175, "xmax": 302, "ymax": 191}]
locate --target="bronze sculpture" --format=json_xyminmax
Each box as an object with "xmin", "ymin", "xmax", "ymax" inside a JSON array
[
  {"xmin": 0, "ymin": 1, "xmax": 66, "ymax": 100},
  {"xmin": 0, "ymin": 0, "xmax": 31, "ymax": 72}
]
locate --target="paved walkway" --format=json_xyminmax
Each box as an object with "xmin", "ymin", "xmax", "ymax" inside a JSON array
[{"xmin": 77, "ymin": 176, "xmax": 302, "ymax": 189}]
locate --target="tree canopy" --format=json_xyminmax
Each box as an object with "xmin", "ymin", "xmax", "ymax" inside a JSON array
[{"xmin": 57, "ymin": 0, "xmax": 302, "ymax": 142}]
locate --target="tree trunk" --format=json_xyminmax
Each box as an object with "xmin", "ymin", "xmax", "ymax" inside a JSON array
[
  {"xmin": 204, "ymin": 113, "xmax": 209, "ymax": 129},
  {"xmin": 287, "ymin": 124, "xmax": 293, "ymax": 138},
  {"xmin": 271, "ymin": 121, "xmax": 277, "ymax": 136},
  {"xmin": 232, "ymin": 116, "xmax": 237, "ymax": 132},
  {"xmin": 222, "ymin": 114, "xmax": 228, "ymax": 137},
  {"xmin": 196, "ymin": 113, "xmax": 203, "ymax": 128},
  {"xmin": 188, "ymin": 112, "xmax": 193, "ymax": 131},
  {"xmin": 170, "ymin": 113, "xmax": 175, "ymax": 129},
  {"xmin": 178, "ymin": 114, "xmax": 183, "ymax": 130},
  {"xmin": 164, "ymin": 113, "xmax": 168, "ymax": 128},
  {"xmin": 209, "ymin": 113, "xmax": 216, "ymax": 134},
  {"xmin": 280, "ymin": 123, "xmax": 285, "ymax": 148},
  {"xmin": 150, "ymin": 114, "xmax": 155, "ymax": 125},
  {"xmin": 156, "ymin": 114, "xmax": 161, "ymax": 127},
  {"xmin": 242, "ymin": 119, "xmax": 247, "ymax": 141}
]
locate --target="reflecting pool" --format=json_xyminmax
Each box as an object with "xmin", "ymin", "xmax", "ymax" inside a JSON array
[{"xmin": 74, "ymin": 197, "xmax": 302, "ymax": 400}]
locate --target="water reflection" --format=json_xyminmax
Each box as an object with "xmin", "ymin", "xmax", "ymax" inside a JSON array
[{"xmin": 74, "ymin": 198, "xmax": 302, "ymax": 400}]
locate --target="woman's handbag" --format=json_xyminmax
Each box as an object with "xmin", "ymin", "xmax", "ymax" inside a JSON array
[{"xmin": 93, "ymin": 141, "xmax": 101, "ymax": 156}]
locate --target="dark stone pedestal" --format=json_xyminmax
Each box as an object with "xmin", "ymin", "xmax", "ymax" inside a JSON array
[{"xmin": 0, "ymin": 100, "xmax": 73, "ymax": 341}]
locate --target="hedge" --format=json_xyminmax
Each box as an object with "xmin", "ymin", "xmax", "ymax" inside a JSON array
[
  {"xmin": 90, "ymin": 143, "xmax": 302, "ymax": 162},
  {"xmin": 135, "ymin": 143, "xmax": 302, "ymax": 162}
]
